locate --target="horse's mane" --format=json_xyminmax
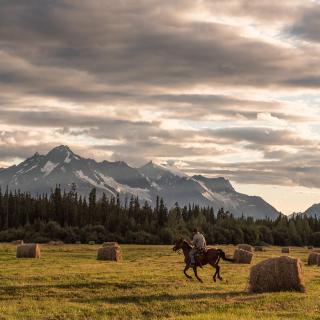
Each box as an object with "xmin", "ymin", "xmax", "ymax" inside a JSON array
[{"xmin": 182, "ymin": 239, "xmax": 192, "ymax": 249}]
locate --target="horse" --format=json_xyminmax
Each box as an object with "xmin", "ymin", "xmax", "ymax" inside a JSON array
[{"xmin": 172, "ymin": 238, "xmax": 234, "ymax": 283}]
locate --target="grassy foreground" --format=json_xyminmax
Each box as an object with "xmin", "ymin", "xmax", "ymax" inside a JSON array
[{"xmin": 0, "ymin": 244, "xmax": 319, "ymax": 320}]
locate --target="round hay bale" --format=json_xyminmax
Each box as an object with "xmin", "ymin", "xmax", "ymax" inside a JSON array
[
  {"xmin": 237, "ymin": 244, "xmax": 252, "ymax": 252},
  {"xmin": 97, "ymin": 243, "xmax": 122, "ymax": 261},
  {"xmin": 249, "ymin": 256, "xmax": 305, "ymax": 293},
  {"xmin": 312, "ymin": 248, "xmax": 320, "ymax": 253},
  {"xmin": 16, "ymin": 244, "xmax": 41, "ymax": 258},
  {"xmin": 75, "ymin": 241, "xmax": 81, "ymax": 245},
  {"xmin": 254, "ymin": 246, "xmax": 264, "ymax": 252},
  {"xmin": 281, "ymin": 247, "xmax": 290, "ymax": 253},
  {"xmin": 11, "ymin": 240, "xmax": 24, "ymax": 245},
  {"xmin": 308, "ymin": 252, "xmax": 320, "ymax": 265},
  {"xmin": 102, "ymin": 242, "xmax": 119, "ymax": 247},
  {"xmin": 88, "ymin": 241, "xmax": 95, "ymax": 245},
  {"xmin": 233, "ymin": 248, "xmax": 253, "ymax": 264},
  {"xmin": 49, "ymin": 241, "xmax": 56, "ymax": 245}
]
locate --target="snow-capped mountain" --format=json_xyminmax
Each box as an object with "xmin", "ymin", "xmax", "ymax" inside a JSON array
[
  {"xmin": 138, "ymin": 162, "xmax": 279, "ymax": 219},
  {"xmin": 0, "ymin": 145, "xmax": 280, "ymax": 219},
  {"xmin": 0, "ymin": 146, "xmax": 151, "ymax": 201}
]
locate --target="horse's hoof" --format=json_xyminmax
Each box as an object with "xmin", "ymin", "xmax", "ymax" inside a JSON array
[
  {"xmin": 219, "ymin": 278, "xmax": 223, "ymax": 281},
  {"xmin": 213, "ymin": 278, "xmax": 216, "ymax": 282}
]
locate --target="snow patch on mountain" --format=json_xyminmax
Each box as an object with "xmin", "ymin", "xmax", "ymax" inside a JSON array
[
  {"xmin": 193, "ymin": 177, "xmax": 241, "ymax": 210},
  {"xmin": 193, "ymin": 178, "xmax": 216, "ymax": 201},
  {"xmin": 97, "ymin": 172, "xmax": 151, "ymax": 201},
  {"xmin": 41, "ymin": 161, "xmax": 59, "ymax": 176},
  {"xmin": 25, "ymin": 165, "xmax": 38, "ymax": 173},
  {"xmin": 64, "ymin": 151, "xmax": 72, "ymax": 163},
  {"xmin": 151, "ymin": 181, "xmax": 161, "ymax": 191},
  {"xmin": 75, "ymin": 170, "xmax": 116, "ymax": 196}
]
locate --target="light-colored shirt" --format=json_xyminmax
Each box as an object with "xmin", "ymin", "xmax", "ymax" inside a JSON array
[{"xmin": 192, "ymin": 232, "xmax": 206, "ymax": 249}]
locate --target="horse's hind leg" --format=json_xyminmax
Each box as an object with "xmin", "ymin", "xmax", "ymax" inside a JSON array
[
  {"xmin": 184, "ymin": 265, "xmax": 192, "ymax": 279},
  {"xmin": 210, "ymin": 256, "xmax": 223, "ymax": 282},
  {"xmin": 193, "ymin": 267, "xmax": 203, "ymax": 283},
  {"xmin": 215, "ymin": 265, "xmax": 223, "ymax": 281},
  {"xmin": 213, "ymin": 266, "xmax": 218, "ymax": 282}
]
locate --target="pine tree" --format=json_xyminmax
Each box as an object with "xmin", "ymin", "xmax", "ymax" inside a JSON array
[{"xmin": 88, "ymin": 188, "xmax": 97, "ymax": 224}]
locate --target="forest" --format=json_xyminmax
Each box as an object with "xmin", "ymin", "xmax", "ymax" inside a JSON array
[{"xmin": 0, "ymin": 184, "xmax": 320, "ymax": 246}]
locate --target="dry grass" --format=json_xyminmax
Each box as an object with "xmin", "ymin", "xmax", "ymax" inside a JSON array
[{"xmin": 0, "ymin": 244, "xmax": 320, "ymax": 319}]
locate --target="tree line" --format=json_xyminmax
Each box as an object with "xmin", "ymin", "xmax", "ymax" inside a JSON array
[{"xmin": 0, "ymin": 185, "xmax": 320, "ymax": 246}]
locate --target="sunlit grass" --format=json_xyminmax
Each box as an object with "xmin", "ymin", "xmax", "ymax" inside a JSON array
[{"xmin": 0, "ymin": 244, "xmax": 319, "ymax": 319}]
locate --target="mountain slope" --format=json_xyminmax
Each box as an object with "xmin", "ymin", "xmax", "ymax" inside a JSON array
[
  {"xmin": 191, "ymin": 175, "xmax": 279, "ymax": 219},
  {"xmin": 304, "ymin": 203, "xmax": 320, "ymax": 218},
  {"xmin": 138, "ymin": 161, "xmax": 279, "ymax": 219},
  {"xmin": 0, "ymin": 145, "xmax": 280, "ymax": 219}
]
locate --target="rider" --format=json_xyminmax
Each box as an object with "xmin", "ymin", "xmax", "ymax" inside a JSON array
[{"xmin": 189, "ymin": 228, "xmax": 207, "ymax": 266}]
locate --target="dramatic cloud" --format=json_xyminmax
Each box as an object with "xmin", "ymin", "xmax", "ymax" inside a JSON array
[
  {"xmin": 288, "ymin": 6, "xmax": 320, "ymax": 43},
  {"xmin": 0, "ymin": 0, "xmax": 320, "ymax": 212}
]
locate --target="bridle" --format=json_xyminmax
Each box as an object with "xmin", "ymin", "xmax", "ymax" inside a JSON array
[{"xmin": 173, "ymin": 240, "xmax": 191, "ymax": 255}]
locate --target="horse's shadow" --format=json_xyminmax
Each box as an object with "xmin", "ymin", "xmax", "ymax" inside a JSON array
[{"xmin": 76, "ymin": 290, "xmax": 247, "ymax": 304}]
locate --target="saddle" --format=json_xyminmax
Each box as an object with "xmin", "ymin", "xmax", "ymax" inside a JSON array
[
  {"xmin": 194, "ymin": 247, "xmax": 207, "ymax": 267},
  {"xmin": 195, "ymin": 247, "xmax": 207, "ymax": 255}
]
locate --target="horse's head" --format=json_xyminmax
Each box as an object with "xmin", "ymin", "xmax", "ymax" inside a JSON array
[{"xmin": 172, "ymin": 238, "xmax": 185, "ymax": 252}]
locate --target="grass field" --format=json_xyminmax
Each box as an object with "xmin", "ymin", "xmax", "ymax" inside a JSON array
[{"xmin": 0, "ymin": 244, "xmax": 320, "ymax": 320}]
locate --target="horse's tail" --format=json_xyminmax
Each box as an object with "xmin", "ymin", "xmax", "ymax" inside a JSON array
[{"xmin": 217, "ymin": 249, "xmax": 234, "ymax": 262}]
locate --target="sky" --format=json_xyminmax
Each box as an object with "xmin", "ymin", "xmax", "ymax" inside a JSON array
[{"xmin": 0, "ymin": 0, "xmax": 320, "ymax": 214}]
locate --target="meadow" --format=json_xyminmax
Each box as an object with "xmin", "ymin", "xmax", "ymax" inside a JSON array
[{"xmin": 0, "ymin": 244, "xmax": 319, "ymax": 320}]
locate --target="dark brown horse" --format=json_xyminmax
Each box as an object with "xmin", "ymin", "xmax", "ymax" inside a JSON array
[{"xmin": 173, "ymin": 239, "xmax": 234, "ymax": 283}]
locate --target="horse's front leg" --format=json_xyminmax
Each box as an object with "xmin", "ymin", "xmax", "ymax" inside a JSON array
[
  {"xmin": 184, "ymin": 265, "xmax": 192, "ymax": 279},
  {"xmin": 193, "ymin": 266, "xmax": 203, "ymax": 283}
]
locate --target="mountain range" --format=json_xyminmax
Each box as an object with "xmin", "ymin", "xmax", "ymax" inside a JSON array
[{"xmin": 0, "ymin": 145, "xmax": 318, "ymax": 219}]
